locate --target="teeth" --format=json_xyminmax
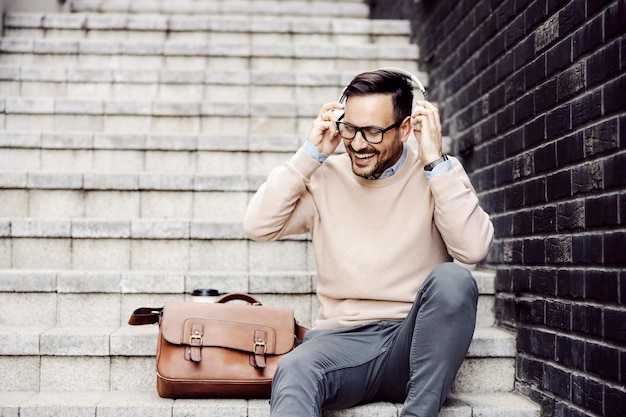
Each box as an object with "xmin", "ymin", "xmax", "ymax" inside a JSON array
[{"xmin": 355, "ymin": 153, "xmax": 374, "ymax": 159}]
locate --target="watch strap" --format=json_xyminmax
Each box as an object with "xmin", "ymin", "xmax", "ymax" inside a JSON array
[{"xmin": 424, "ymin": 154, "xmax": 449, "ymax": 171}]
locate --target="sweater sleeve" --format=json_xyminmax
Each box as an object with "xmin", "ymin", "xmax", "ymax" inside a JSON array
[
  {"xmin": 428, "ymin": 157, "xmax": 494, "ymax": 263},
  {"xmin": 243, "ymin": 148, "xmax": 321, "ymax": 241}
]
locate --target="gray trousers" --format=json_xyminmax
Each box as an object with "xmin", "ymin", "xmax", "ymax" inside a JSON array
[{"xmin": 270, "ymin": 262, "xmax": 479, "ymax": 417}]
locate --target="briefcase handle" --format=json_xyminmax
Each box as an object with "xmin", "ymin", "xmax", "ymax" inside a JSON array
[
  {"xmin": 215, "ymin": 292, "xmax": 262, "ymax": 305},
  {"xmin": 128, "ymin": 292, "xmax": 262, "ymax": 325}
]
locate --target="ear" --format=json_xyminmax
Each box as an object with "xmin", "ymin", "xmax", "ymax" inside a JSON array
[{"xmin": 399, "ymin": 116, "xmax": 412, "ymax": 143}]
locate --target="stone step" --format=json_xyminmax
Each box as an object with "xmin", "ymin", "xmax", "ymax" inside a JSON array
[
  {"xmin": 0, "ymin": 145, "xmax": 291, "ymax": 177},
  {"xmin": 3, "ymin": 12, "xmax": 410, "ymax": 44},
  {"xmin": 0, "ymin": 266, "xmax": 495, "ymax": 327},
  {"xmin": 0, "ymin": 66, "xmax": 428, "ymax": 101},
  {"xmin": 0, "ymin": 267, "xmax": 496, "ymax": 328},
  {"xmin": 0, "ymin": 96, "xmax": 342, "ymax": 135},
  {"xmin": 0, "ymin": 325, "xmax": 515, "ymax": 394},
  {"xmin": 69, "ymin": 0, "xmax": 370, "ymax": 18},
  {"xmin": 0, "ymin": 187, "xmax": 252, "ymax": 222},
  {"xmin": 0, "ymin": 38, "xmax": 419, "ymax": 72},
  {"xmin": 0, "ymin": 142, "xmax": 445, "ymax": 176},
  {"xmin": 0, "ymin": 391, "xmax": 541, "ymax": 417}
]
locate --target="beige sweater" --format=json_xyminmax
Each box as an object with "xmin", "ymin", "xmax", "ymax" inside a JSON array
[{"xmin": 243, "ymin": 148, "xmax": 494, "ymax": 330}]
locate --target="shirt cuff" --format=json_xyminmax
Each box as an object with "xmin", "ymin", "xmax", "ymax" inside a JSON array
[
  {"xmin": 424, "ymin": 159, "xmax": 453, "ymax": 180},
  {"xmin": 302, "ymin": 140, "xmax": 328, "ymax": 163}
]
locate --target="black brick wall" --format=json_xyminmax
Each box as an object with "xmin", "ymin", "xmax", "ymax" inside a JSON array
[{"xmin": 369, "ymin": 0, "xmax": 626, "ymax": 415}]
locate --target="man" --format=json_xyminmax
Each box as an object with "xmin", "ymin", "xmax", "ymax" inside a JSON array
[{"xmin": 243, "ymin": 69, "xmax": 494, "ymax": 417}]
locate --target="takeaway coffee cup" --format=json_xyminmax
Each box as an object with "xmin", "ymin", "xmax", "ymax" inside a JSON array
[{"xmin": 191, "ymin": 288, "xmax": 221, "ymax": 303}]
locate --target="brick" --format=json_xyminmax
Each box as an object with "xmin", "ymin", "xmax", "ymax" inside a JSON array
[
  {"xmin": 546, "ymin": 103, "xmax": 571, "ymax": 140},
  {"xmin": 495, "ymin": 269, "xmax": 512, "ymax": 292},
  {"xmin": 587, "ymin": 40, "xmax": 621, "ymax": 87},
  {"xmin": 561, "ymin": 0, "xmax": 587, "ymax": 33},
  {"xmin": 546, "ymin": 36, "xmax": 572, "ymax": 77},
  {"xmin": 502, "ymin": 240, "xmax": 524, "ymax": 264},
  {"xmin": 531, "ymin": 328, "xmax": 555, "ymax": 359},
  {"xmin": 514, "ymin": 92, "xmax": 534, "ymax": 124},
  {"xmin": 496, "ymin": 160, "xmax": 515, "ymax": 186},
  {"xmin": 554, "ymin": 402, "xmax": 586, "ymax": 417},
  {"xmin": 585, "ymin": 194, "xmax": 618, "ymax": 228},
  {"xmin": 546, "ymin": 301, "xmax": 571, "ymax": 329},
  {"xmin": 535, "ymin": 77, "xmax": 557, "ymax": 113},
  {"xmin": 556, "ymin": 335, "xmax": 584, "ymax": 369},
  {"xmin": 512, "ymin": 268, "xmax": 532, "ymax": 293},
  {"xmin": 557, "ymin": 200, "xmax": 584, "ymax": 231},
  {"xmin": 524, "ymin": 238, "xmax": 546, "ymax": 264},
  {"xmin": 604, "ymin": 308, "xmax": 626, "ymax": 344},
  {"xmin": 547, "ymin": 170, "xmax": 572, "ymax": 200},
  {"xmin": 516, "ymin": 326, "xmax": 531, "ymax": 354},
  {"xmin": 572, "ymin": 90, "xmax": 602, "ymax": 129},
  {"xmin": 573, "ymin": 14, "xmax": 603, "ymax": 60},
  {"xmin": 586, "ymin": 341, "xmax": 619, "ymax": 380},
  {"xmin": 557, "ymin": 269, "xmax": 585, "ymax": 299},
  {"xmin": 496, "ymin": 50, "xmax": 514, "ymax": 82},
  {"xmin": 572, "ymin": 375, "xmax": 603, "ymax": 414},
  {"xmin": 514, "ymin": 35, "xmax": 536, "ymax": 70},
  {"xmin": 605, "ymin": 385, "xmax": 626, "ymax": 417},
  {"xmin": 512, "ymin": 210, "xmax": 532, "ymax": 236},
  {"xmin": 557, "ymin": 61, "xmax": 585, "ymax": 102},
  {"xmin": 535, "ymin": 13, "xmax": 559, "ymax": 52},
  {"xmin": 517, "ymin": 299, "xmax": 545, "ymax": 324},
  {"xmin": 604, "ymin": 232, "xmax": 626, "ymax": 265},
  {"xmin": 605, "ymin": 0, "xmax": 626, "ymax": 39},
  {"xmin": 546, "ymin": 236, "xmax": 572, "ymax": 263},
  {"xmin": 531, "ymin": 268, "xmax": 558, "ymax": 295},
  {"xmin": 604, "ymin": 73, "xmax": 626, "ymax": 115},
  {"xmin": 517, "ymin": 355, "xmax": 544, "ymax": 386},
  {"xmin": 524, "ymin": 115, "xmax": 546, "ymax": 147},
  {"xmin": 572, "ymin": 304, "xmax": 603, "ymax": 337},
  {"xmin": 513, "ymin": 152, "xmax": 533, "ymax": 180},
  {"xmin": 586, "ymin": 269, "xmax": 619, "ymax": 303},
  {"xmin": 572, "ymin": 161, "xmax": 603, "ymax": 195},
  {"xmin": 542, "ymin": 363, "xmax": 571, "ymax": 398},
  {"xmin": 526, "ymin": 177, "xmax": 547, "ymax": 205},
  {"xmin": 604, "ymin": 152, "xmax": 626, "ymax": 189},
  {"xmin": 525, "ymin": 55, "xmax": 546, "ymax": 89},
  {"xmin": 505, "ymin": 182, "xmax": 524, "ymax": 209},
  {"xmin": 517, "ymin": 352, "xmax": 544, "ymax": 385},
  {"xmin": 572, "ymin": 233, "xmax": 603, "ymax": 264},
  {"xmin": 556, "ymin": 132, "xmax": 584, "ymax": 165},
  {"xmin": 533, "ymin": 143, "xmax": 556, "ymax": 174},
  {"xmin": 534, "ymin": 206, "xmax": 557, "ymax": 233}
]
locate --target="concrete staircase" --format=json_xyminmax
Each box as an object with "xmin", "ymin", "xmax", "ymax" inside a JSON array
[{"xmin": 0, "ymin": 0, "xmax": 540, "ymax": 415}]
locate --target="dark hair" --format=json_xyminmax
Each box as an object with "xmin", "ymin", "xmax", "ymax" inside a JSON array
[{"xmin": 343, "ymin": 69, "xmax": 414, "ymax": 121}]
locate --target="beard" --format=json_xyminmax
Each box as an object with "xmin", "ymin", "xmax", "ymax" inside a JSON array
[
  {"xmin": 348, "ymin": 147, "xmax": 382, "ymax": 179},
  {"xmin": 346, "ymin": 132, "xmax": 403, "ymax": 179}
]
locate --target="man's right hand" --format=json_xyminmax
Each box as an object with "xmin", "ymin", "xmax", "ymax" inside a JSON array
[{"xmin": 307, "ymin": 102, "xmax": 345, "ymax": 156}]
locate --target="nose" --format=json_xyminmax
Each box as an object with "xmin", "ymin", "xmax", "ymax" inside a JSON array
[{"xmin": 349, "ymin": 131, "xmax": 369, "ymax": 151}]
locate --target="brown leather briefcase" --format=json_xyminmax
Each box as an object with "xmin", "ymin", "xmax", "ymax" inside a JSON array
[{"xmin": 129, "ymin": 293, "xmax": 306, "ymax": 399}]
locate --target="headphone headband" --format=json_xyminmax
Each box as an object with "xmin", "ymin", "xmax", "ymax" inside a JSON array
[{"xmin": 337, "ymin": 67, "xmax": 428, "ymax": 104}]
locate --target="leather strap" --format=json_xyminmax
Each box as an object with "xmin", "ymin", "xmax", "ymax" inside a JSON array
[
  {"xmin": 185, "ymin": 323, "xmax": 204, "ymax": 363},
  {"xmin": 251, "ymin": 330, "xmax": 267, "ymax": 369},
  {"xmin": 295, "ymin": 323, "xmax": 307, "ymax": 341},
  {"xmin": 128, "ymin": 307, "xmax": 162, "ymax": 325}
]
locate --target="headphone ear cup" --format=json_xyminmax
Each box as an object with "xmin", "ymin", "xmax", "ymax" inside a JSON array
[{"xmin": 333, "ymin": 91, "xmax": 346, "ymax": 120}]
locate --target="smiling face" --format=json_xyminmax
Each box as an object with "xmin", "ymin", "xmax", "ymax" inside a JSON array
[{"xmin": 343, "ymin": 94, "xmax": 410, "ymax": 179}]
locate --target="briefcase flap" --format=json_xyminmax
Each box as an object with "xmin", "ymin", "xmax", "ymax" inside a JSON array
[{"xmin": 159, "ymin": 301, "xmax": 295, "ymax": 355}]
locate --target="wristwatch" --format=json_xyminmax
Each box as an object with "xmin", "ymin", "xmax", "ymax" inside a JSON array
[{"xmin": 423, "ymin": 154, "xmax": 448, "ymax": 171}]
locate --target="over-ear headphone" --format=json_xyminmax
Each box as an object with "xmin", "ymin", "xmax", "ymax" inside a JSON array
[{"xmin": 334, "ymin": 67, "xmax": 428, "ymax": 120}]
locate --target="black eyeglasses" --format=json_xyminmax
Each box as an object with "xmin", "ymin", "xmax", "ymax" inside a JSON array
[{"xmin": 336, "ymin": 119, "xmax": 403, "ymax": 144}]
